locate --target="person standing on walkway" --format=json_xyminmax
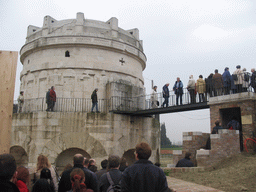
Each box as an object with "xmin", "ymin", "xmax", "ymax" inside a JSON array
[
  {"xmin": 251, "ymin": 68, "xmax": 256, "ymax": 92},
  {"xmin": 162, "ymin": 83, "xmax": 170, "ymax": 107},
  {"xmin": 213, "ymin": 69, "xmax": 223, "ymax": 96},
  {"xmin": 242, "ymin": 68, "xmax": 249, "ymax": 92},
  {"xmin": 150, "ymin": 86, "xmax": 158, "ymax": 108},
  {"xmin": 46, "ymin": 89, "xmax": 51, "ymax": 111},
  {"xmin": 121, "ymin": 142, "xmax": 169, "ymax": 192},
  {"xmin": 17, "ymin": 91, "xmax": 24, "ymax": 113},
  {"xmin": 196, "ymin": 75, "xmax": 206, "ymax": 103},
  {"xmin": 173, "ymin": 77, "xmax": 183, "ymax": 105},
  {"xmin": 222, "ymin": 67, "xmax": 231, "ymax": 95},
  {"xmin": 205, "ymin": 73, "xmax": 214, "ymax": 97},
  {"xmin": 233, "ymin": 65, "xmax": 244, "ymax": 93},
  {"xmin": 49, "ymin": 86, "xmax": 56, "ymax": 111},
  {"xmin": 187, "ymin": 75, "xmax": 196, "ymax": 104},
  {"xmin": 91, "ymin": 88, "xmax": 99, "ymax": 113}
]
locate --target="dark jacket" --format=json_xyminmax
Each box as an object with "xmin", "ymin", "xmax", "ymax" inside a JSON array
[
  {"xmin": 119, "ymin": 165, "xmax": 128, "ymax": 172},
  {"xmin": 0, "ymin": 180, "xmax": 20, "ymax": 192},
  {"xmin": 121, "ymin": 159, "xmax": 168, "ymax": 192},
  {"xmin": 222, "ymin": 69, "xmax": 231, "ymax": 88},
  {"xmin": 251, "ymin": 71, "xmax": 256, "ymax": 87},
  {"xmin": 91, "ymin": 90, "xmax": 98, "ymax": 103},
  {"xmin": 175, "ymin": 158, "xmax": 194, "ymax": 167},
  {"xmin": 58, "ymin": 164, "xmax": 98, "ymax": 192},
  {"xmin": 213, "ymin": 73, "xmax": 223, "ymax": 89},
  {"xmin": 162, "ymin": 85, "xmax": 169, "ymax": 98},
  {"xmin": 205, "ymin": 74, "xmax": 214, "ymax": 94},
  {"xmin": 46, "ymin": 90, "xmax": 50, "ymax": 104},
  {"xmin": 99, "ymin": 169, "xmax": 122, "ymax": 192},
  {"xmin": 227, "ymin": 120, "xmax": 240, "ymax": 130},
  {"xmin": 95, "ymin": 169, "xmax": 107, "ymax": 180},
  {"xmin": 212, "ymin": 125, "xmax": 223, "ymax": 134},
  {"xmin": 173, "ymin": 81, "xmax": 183, "ymax": 94}
]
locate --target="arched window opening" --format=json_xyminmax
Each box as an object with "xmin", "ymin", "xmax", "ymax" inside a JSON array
[{"xmin": 65, "ymin": 51, "xmax": 70, "ymax": 57}]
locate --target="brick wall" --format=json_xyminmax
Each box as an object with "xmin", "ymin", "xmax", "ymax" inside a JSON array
[
  {"xmin": 197, "ymin": 129, "xmax": 240, "ymax": 167},
  {"xmin": 182, "ymin": 132, "xmax": 209, "ymax": 166}
]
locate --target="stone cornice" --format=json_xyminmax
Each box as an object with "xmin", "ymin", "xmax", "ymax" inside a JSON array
[{"xmin": 20, "ymin": 35, "xmax": 147, "ymax": 70}]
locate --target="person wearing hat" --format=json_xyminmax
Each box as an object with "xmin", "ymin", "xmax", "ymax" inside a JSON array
[
  {"xmin": 233, "ymin": 65, "xmax": 244, "ymax": 93},
  {"xmin": 17, "ymin": 91, "xmax": 24, "ymax": 113}
]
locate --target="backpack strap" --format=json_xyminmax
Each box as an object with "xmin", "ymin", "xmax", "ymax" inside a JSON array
[{"xmin": 106, "ymin": 172, "xmax": 115, "ymax": 186}]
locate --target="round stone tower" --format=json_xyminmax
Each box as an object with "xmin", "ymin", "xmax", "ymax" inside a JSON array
[
  {"xmin": 19, "ymin": 12, "xmax": 146, "ymax": 99},
  {"xmin": 12, "ymin": 13, "xmax": 160, "ymax": 171}
]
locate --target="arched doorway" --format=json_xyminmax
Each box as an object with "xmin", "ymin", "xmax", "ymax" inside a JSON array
[
  {"xmin": 55, "ymin": 148, "xmax": 91, "ymax": 173},
  {"xmin": 122, "ymin": 149, "xmax": 136, "ymax": 166},
  {"xmin": 10, "ymin": 146, "xmax": 28, "ymax": 167}
]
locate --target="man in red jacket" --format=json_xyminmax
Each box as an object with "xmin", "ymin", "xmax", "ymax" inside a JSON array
[{"xmin": 49, "ymin": 86, "xmax": 56, "ymax": 111}]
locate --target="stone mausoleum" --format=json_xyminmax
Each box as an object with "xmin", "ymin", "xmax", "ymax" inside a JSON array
[{"xmin": 11, "ymin": 13, "xmax": 160, "ymax": 171}]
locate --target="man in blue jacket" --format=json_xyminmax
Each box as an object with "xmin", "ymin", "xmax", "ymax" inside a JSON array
[
  {"xmin": 222, "ymin": 67, "xmax": 231, "ymax": 95},
  {"xmin": 173, "ymin": 77, "xmax": 183, "ymax": 105},
  {"xmin": 121, "ymin": 142, "xmax": 169, "ymax": 192}
]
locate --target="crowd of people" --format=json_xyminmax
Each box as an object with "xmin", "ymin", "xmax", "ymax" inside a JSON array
[
  {"xmin": 0, "ymin": 142, "xmax": 172, "ymax": 192},
  {"xmin": 150, "ymin": 66, "xmax": 256, "ymax": 108}
]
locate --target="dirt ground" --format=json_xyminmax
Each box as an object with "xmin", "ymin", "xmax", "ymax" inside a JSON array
[{"xmin": 168, "ymin": 153, "xmax": 256, "ymax": 192}]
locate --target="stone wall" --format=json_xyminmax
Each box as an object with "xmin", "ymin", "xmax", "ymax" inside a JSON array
[{"xmin": 11, "ymin": 112, "xmax": 160, "ymax": 172}]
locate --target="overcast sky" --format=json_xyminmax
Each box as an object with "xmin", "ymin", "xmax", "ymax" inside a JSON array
[{"xmin": 1, "ymin": 0, "xmax": 256, "ymax": 143}]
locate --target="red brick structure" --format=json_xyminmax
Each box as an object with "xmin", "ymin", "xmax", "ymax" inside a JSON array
[
  {"xmin": 171, "ymin": 92, "xmax": 255, "ymax": 167},
  {"xmin": 209, "ymin": 92, "xmax": 256, "ymax": 143}
]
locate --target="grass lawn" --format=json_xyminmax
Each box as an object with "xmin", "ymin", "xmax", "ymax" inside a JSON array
[{"xmin": 167, "ymin": 152, "xmax": 256, "ymax": 192}]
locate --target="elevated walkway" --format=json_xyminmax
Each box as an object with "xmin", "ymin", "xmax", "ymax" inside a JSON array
[{"xmin": 111, "ymin": 102, "xmax": 209, "ymax": 116}]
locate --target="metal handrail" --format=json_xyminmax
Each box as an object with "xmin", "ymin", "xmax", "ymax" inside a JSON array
[{"xmin": 14, "ymin": 85, "xmax": 255, "ymax": 113}]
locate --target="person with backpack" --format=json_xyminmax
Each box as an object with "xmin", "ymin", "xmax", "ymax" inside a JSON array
[
  {"xmin": 242, "ymin": 68, "xmax": 250, "ymax": 92},
  {"xmin": 99, "ymin": 155, "xmax": 122, "ymax": 192},
  {"xmin": 121, "ymin": 142, "xmax": 169, "ymax": 192}
]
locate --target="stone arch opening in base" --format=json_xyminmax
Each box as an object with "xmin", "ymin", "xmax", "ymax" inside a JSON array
[
  {"xmin": 220, "ymin": 107, "xmax": 243, "ymax": 151},
  {"xmin": 10, "ymin": 146, "xmax": 28, "ymax": 167},
  {"xmin": 56, "ymin": 148, "xmax": 91, "ymax": 173},
  {"xmin": 122, "ymin": 149, "xmax": 136, "ymax": 166}
]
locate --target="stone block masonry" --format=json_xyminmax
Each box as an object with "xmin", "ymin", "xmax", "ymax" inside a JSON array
[{"xmin": 11, "ymin": 111, "xmax": 160, "ymax": 172}]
